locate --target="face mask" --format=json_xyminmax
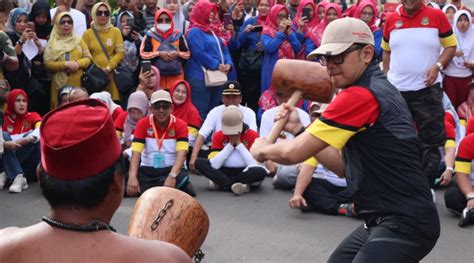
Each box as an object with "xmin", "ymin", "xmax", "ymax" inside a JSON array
[{"xmin": 157, "ymin": 23, "xmax": 171, "ymax": 32}]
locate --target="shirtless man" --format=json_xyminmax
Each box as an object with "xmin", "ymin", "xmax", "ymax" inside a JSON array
[{"xmin": 0, "ymin": 99, "xmax": 191, "ymax": 263}]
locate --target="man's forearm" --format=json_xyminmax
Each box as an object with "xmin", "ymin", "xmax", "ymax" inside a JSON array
[
  {"xmin": 171, "ymin": 151, "xmax": 187, "ymax": 175},
  {"xmin": 191, "ymin": 135, "xmax": 205, "ymax": 159},
  {"xmin": 457, "ymin": 172, "xmax": 474, "ymax": 196},
  {"xmin": 438, "ymin": 46, "xmax": 456, "ymax": 68},
  {"xmin": 382, "ymin": 50, "xmax": 390, "ymax": 74},
  {"xmin": 293, "ymin": 164, "xmax": 314, "ymax": 196},
  {"xmin": 129, "ymin": 152, "xmax": 141, "ymax": 178}
]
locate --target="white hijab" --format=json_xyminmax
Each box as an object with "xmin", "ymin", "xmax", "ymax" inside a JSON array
[
  {"xmin": 453, "ymin": 10, "xmax": 474, "ymax": 59},
  {"xmin": 90, "ymin": 91, "xmax": 121, "ymax": 113},
  {"xmin": 162, "ymin": 0, "xmax": 188, "ymax": 34}
]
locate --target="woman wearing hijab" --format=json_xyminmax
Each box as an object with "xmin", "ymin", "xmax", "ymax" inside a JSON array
[
  {"xmin": 90, "ymin": 91, "xmax": 125, "ymax": 121},
  {"xmin": 238, "ymin": 0, "xmax": 271, "ymax": 113},
  {"xmin": 136, "ymin": 65, "xmax": 162, "ymax": 99},
  {"xmin": 115, "ymin": 90, "xmax": 150, "ymax": 148},
  {"xmin": 185, "ymin": 1, "xmax": 234, "ymax": 119},
  {"xmin": 4, "ymin": 8, "xmax": 39, "ymax": 93},
  {"xmin": 442, "ymin": 4, "xmax": 458, "ymax": 25},
  {"xmin": 443, "ymin": 10, "xmax": 474, "ymax": 109},
  {"xmin": 354, "ymin": 1, "xmax": 382, "ymax": 60},
  {"xmin": 44, "ymin": 12, "xmax": 92, "ymax": 109},
  {"xmin": 182, "ymin": 2, "xmax": 195, "ymax": 21},
  {"xmin": 140, "ymin": 9, "xmax": 190, "ymax": 90},
  {"xmin": 292, "ymin": 0, "xmax": 319, "ymax": 40},
  {"xmin": 169, "ymin": 79, "xmax": 202, "ymax": 157},
  {"xmin": 28, "ymin": 1, "xmax": 53, "ymax": 115},
  {"xmin": 259, "ymin": 4, "xmax": 301, "ymax": 113},
  {"xmin": 0, "ymin": 89, "xmax": 41, "ymax": 193},
  {"xmin": 82, "ymin": 2, "xmax": 125, "ymax": 101},
  {"xmin": 163, "ymin": 0, "xmax": 190, "ymax": 34},
  {"xmin": 117, "ymin": 10, "xmax": 141, "ymax": 101},
  {"xmin": 306, "ymin": 3, "xmax": 342, "ymax": 52}
]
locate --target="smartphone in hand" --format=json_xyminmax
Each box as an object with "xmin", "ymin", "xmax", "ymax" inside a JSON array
[
  {"xmin": 141, "ymin": 60, "xmax": 151, "ymax": 73},
  {"xmin": 302, "ymin": 8, "xmax": 311, "ymax": 20},
  {"xmin": 252, "ymin": 25, "xmax": 263, "ymax": 32},
  {"xmin": 27, "ymin": 22, "xmax": 35, "ymax": 32},
  {"xmin": 127, "ymin": 17, "xmax": 135, "ymax": 27},
  {"xmin": 223, "ymin": 13, "xmax": 232, "ymax": 27}
]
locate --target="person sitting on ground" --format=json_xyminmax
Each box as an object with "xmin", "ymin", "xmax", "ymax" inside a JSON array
[
  {"xmin": 115, "ymin": 90, "xmax": 150, "ymax": 149},
  {"xmin": 260, "ymin": 90, "xmax": 310, "ymax": 188},
  {"xmin": 136, "ymin": 65, "xmax": 162, "ymax": 99},
  {"xmin": 458, "ymin": 81, "xmax": 474, "ymax": 126},
  {"xmin": 67, "ymin": 86, "xmax": 89, "ymax": 103},
  {"xmin": 90, "ymin": 91, "xmax": 125, "ymax": 121},
  {"xmin": 0, "ymin": 99, "xmax": 192, "ymax": 263},
  {"xmin": 188, "ymin": 81, "xmax": 257, "ymax": 172},
  {"xmin": 445, "ymin": 130, "xmax": 474, "ymax": 227},
  {"xmin": 196, "ymin": 105, "xmax": 267, "ymax": 195},
  {"xmin": 169, "ymin": 80, "xmax": 202, "ymax": 162},
  {"xmin": 127, "ymin": 90, "xmax": 196, "ymax": 197},
  {"xmin": 0, "ymin": 89, "xmax": 41, "ymax": 193}
]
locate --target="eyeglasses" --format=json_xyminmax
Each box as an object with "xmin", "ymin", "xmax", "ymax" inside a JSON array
[
  {"xmin": 152, "ymin": 103, "xmax": 171, "ymax": 110},
  {"xmin": 361, "ymin": 11, "xmax": 374, "ymax": 17},
  {"xmin": 96, "ymin": 10, "xmax": 110, "ymax": 17},
  {"xmin": 60, "ymin": 19, "xmax": 73, "ymax": 25},
  {"xmin": 277, "ymin": 14, "xmax": 288, "ymax": 20},
  {"xmin": 318, "ymin": 45, "xmax": 365, "ymax": 66}
]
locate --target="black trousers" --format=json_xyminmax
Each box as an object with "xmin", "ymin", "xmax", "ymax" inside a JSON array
[
  {"xmin": 195, "ymin": 158, "xmax": 266, "ymax": 190},
  {"xmin": 239, "ymin": 74, "xmax": 261, "ymax": 114},
  {"xmin": 328, "ymin": 218, "xmax": 439, "ymax": 263},
  {"xmin": 303, "ymin": 178, "xmax": 352, "ymax": 215},
  {"xmin": 138, "ymin": 166, "xmax": 189, "ymax": 193},
  {"xmin": 401, "ymin": 84, "xmax": 445, "ymax": 188},
  {"xmin": 444, "ymin": 181, "xmax": 467, "ymax": 215}
]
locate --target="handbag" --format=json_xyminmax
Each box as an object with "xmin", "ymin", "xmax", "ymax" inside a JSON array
[
  {"xmin": 89, "ymin": 28, "xmax": 134, "ymax": 94},
  {"xmin": 82, "ymin": 63, "xmax": 110, "ymax": 94},
  {"xmin": 202, "ymin": 31, "xmax": 228, "ymax": 87},
  {"xmin": 239, "ymin": 48, "xmax": 263, "ymax": 77}
]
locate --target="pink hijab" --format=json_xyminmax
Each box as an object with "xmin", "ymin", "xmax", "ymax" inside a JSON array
[
  {"xmin": 308, "ymin": 3, "xmax": 342, "ymax": 47},
  {"xmin": 262, "ymin": 4, "xmax": 296, "ymax": 59},
  {"xmin": 354, "ymin": 1, "xmax": 379, "ymax": 32}
]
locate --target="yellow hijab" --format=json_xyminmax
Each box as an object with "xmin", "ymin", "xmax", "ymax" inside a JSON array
[
  {"xmin": 44, "ymin": 12, "xmax": 83, "ymax": 90},
  {"xmin": 91, "ymin": 2, "xmax": 113, "ymax": 32}
]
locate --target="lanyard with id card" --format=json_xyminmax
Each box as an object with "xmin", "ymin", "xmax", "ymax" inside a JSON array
[{"xmin": 150, "ymin": 115, "xmax": 174, "ymax": 168}]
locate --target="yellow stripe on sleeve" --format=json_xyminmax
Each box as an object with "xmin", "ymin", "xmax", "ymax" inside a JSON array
[
  {"xmin": 35, "ymin": 122, "xmax": 41, "ymax": 129},
  {"xmin": 188, "ymin": 126, "xmax": 199, "ymax": 137},
  {"xmin": 303, "ymin": 157, "xmax": 319, "ymax": 168},
  {"xmin": 460, "ymin": 119, "xmax": 466, "ymax": 126},
  {"xmin": 131, "ymin": 142, "xmax": 145, "ymax": 153},
  {"xmin": 445, "ymin": 139, "xmax": 456, "ymax": 148},
  {"xmin": 116, "ymin": 130, "xmax": 122, "ymax": 139},
  {"xmin": 208, "ymin": 151, "xmax": 219, "ymax": 159},
  {"xmin": 381, "ymin": 39, "xmax": 391, "ymax": 51},
  {"xmin": 455, "ymin": 160, "xmax": 471, "ymax": 174},
  {"xmin": 306, "ymin": 119, "xmax": 356, "ymax": 150},
  {"xmin": 440, "ymin": 34, "xmax": 457, "ymax": 48},
  {"xmin": 176, "ymin": 141, "xmax": 189, "ymax": 151}
]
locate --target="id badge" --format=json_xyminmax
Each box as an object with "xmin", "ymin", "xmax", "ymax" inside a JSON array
[{"xmin": 153, "ymin": 152, "xmax": 165, "ymax": 168}]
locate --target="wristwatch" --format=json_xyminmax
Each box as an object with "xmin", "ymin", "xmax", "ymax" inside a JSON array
[
  {"xmin": 467, "ymin": 192, "xmax": 474, "ymax": 201},
  {"xmin": 17, "ymin": 39, "xmax": 25, "ymax": 46},
  {"xmin": 446, "ymin": 166, "xmax": 454, "ymax": 174},
  {"xmin": 436, "ymin": 62, "xmax": 444, "ymax": 71},
  {"xmin": 168, "ymin": 172, "xmax": 178, "ymax": 179}
]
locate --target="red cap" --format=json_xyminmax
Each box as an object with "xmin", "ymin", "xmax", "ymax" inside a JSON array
[
  {"xmin": 467, "ymin": 117, "xmax": 474, "ymax": 136},
  {"xmin": 40, "ymin": 99, "xmax": 122, "ymax": 181}
]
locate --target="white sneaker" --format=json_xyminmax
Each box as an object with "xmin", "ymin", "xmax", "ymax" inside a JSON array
[
  {"xmin": 9, "ymin": 175, "xmax": 28, "ymax": 193},
  {"xmin": 208, "ymin": 180, "xmax": 220, "ymax": 191},
  {"xmin": 0, "ymin": 172, "xmax": 7, "ymax": 189},
  {"xmin": 231, "ymin": 183, "xmax": 250, "ymax": 195}
]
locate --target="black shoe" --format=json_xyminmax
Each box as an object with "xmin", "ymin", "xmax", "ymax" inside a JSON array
[{"xmin": 459, "ymin": 207, "xmax": 474, "ymax": 227}]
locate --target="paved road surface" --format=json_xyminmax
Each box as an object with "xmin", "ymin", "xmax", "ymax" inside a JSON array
[{"xmin": 1, "ymin": 175, "xmax": 473, "ymax": 262}]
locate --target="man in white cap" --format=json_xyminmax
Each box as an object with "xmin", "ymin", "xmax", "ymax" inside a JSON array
[
  {"xmin": 195, "ymin": 105, "xmax": 267, "ymax": 195},
  {"xmin": 127, "ymin": 90, "xmax": 196, "ymax": 197},
  {"xmin": 251, "ymin": 18, "xmax": 440, "ymax": 261}
]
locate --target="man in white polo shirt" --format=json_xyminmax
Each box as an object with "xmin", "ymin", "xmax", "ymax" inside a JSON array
[
  {"xmin": 382, "ymin": 0, "xmax": 456, "ymax": 188},
  {"xmin": 50, "ymin": 0, "xmax": 87, "ymax": 37},
  {"xmin": 188, "ymin": 81, "xmax": 257, "ymax": 171}
]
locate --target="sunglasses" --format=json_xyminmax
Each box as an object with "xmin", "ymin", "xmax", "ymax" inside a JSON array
[
  {"xmin": 152, "ymin": 103, "xmax": 172, "ymax": 110},
  {"xmin": 96, "ymin": 10, "xmax": 110, "ymax": 17},
  {"xmin": 157, "ymin": 18, "xmax": 172, "ymax": 23},
  {"xmin": 318, "ymin": 44, "xmax": 365, "ymax": 66},
  {"xmin": 60, "ymin": 19, "xmax": 73, "ymax": 25}
]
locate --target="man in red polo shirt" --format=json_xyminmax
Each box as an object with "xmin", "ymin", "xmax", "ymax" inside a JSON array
[{"xmin": 382, "ymin": 0, "xmax": 457, "ymax": 190}]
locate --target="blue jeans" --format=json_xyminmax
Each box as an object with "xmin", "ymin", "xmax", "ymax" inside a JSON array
[
  {"xmin": 1, "ymin": 132, "xmax": 41, "ymax": 181},
  {"xmin": 187, "ymin": 77, "xmax": 224, "ymax": 120}
]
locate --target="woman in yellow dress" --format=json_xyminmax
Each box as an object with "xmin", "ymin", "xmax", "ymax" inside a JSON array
[
  {"xmin": 44, "ymin": 12, "xmax": 92, "ymax": 108},
  {"xmin": 82, "ymin": 2, "xmax": 125, "ymax": 101}
]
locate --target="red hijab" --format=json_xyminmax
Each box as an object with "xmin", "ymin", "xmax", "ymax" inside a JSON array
[
  {"xmin": 308, "ymin": 3, "xmax": 342, "ymax": 47},
  {"xmin": 188, "ymin": 1, "xmax": 219, "ymax": 35},
  {"xmin": 293, "ymin": 0, "xmax": 319, "ymax": 31},
  {"xmin": 3, "ymin": 89, "xmax": 41, "ymax": 135},
  {"xmin": 169, "ymin": 80, "xmax": 202, "ymax": 129},
  {"xmin": 354, "ymin": 1, "xmax": 378, "ymax": 32},
  {"xmin": 153, "ymin": 9, "xmax": 180, "ymax": 39},
  {"xmin": 257, "ymin": 0, "xmax": 274, "ymax": 25},
  {"xmin": 263, "ymin": 4, "xmax": 295, "ymax": 59}
]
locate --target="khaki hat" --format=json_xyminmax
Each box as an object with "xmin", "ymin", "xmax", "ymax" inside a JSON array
[
  {"xmin": 310, "ymin": 102, "xmax": 328, "ymax": 116},
  {"xmin": 307, "ymin": 17, "xmax": 374, "ymax": 60},
  {"xmin": 221, "ymin": 105, "xmax": 243, "ymax": 135},
  {"xmin": 150, "ymin": 90, "xmax": 172, "ymax": 104}
]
